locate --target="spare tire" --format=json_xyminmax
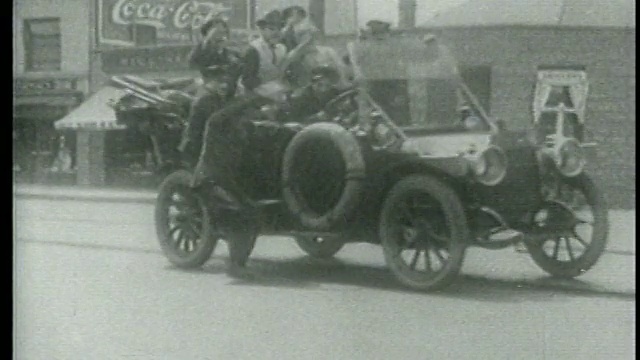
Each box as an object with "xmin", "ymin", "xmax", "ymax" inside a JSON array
[{"xmin": 282, "ymin": 122, "xmax": 366, "ymax": 230}]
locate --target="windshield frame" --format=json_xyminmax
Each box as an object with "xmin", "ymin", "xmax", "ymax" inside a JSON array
[{"xmin": 347, "ymin": 37, "xmax": 497, "ymax": 134}]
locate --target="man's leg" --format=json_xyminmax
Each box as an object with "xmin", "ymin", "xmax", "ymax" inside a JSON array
[
  {"xmin": 225, "ymin": 211, "xmax": 258, "ymax": 277},
  {"xmin": 190, "ymin": 94, "xmax": 271, "ymax": 275},
  {"xmin": 178, "ymin": 87, "xmax": 220, "ymax": 166}
]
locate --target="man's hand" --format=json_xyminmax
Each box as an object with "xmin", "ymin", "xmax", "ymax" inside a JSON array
[
  {"xmin": 203, "ymin": 27, "xmax": 226, "ymax": 47},
  {"xmin": 254, "ymin": 81, "xmax": 289, "ymax": 103},
  {"xmin": 306, "ymin": 111, "xmax": 329, "ymax": 124},
  {"xmin": 204, "ymin": 33, "xmax": 217, "ymax": 47}
]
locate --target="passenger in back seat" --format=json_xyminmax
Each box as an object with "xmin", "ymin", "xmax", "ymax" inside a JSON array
[{"xmin": 177, "ymin": 18, "xmax": 241, "ymax": 166}]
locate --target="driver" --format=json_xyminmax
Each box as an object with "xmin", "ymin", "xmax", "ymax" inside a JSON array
[
  {"xmin": 178, "ymin": 18, "xmax": 241, "ymax": 166},
  {"xmin": 278, "ymin": 65, "xmax": 344, "ymax": 124}
]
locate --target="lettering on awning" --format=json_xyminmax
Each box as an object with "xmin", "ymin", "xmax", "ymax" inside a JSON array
[
  {"xmin": 14, "ymin": 77, "xmax": 80, "ymax": 94},
  {"xmin": 101, "ymin": 44, "xmax": 194, "ymax": 73}
]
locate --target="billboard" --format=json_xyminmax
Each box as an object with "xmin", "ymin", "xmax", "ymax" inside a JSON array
[{"xmin": 97, "ymin": 0, "xmax": 250, "ymax": 46}]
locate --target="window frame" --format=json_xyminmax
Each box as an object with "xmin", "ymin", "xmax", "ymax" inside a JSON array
[{"xmin": 23, "ymin": 17, "xmax": 62, "ymax": 72}]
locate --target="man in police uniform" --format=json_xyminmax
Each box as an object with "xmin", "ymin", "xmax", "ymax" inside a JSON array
[
  {"xmin": 191, "ymin": 10, "xmax": 289, "ymax": 279},
  {"xmin": 178, "ymin": 18, "xmax": 241, "ymax": 166},
  {"xmin": 192, "ymin": 10, "xmax": 287, "ymax": 195}
]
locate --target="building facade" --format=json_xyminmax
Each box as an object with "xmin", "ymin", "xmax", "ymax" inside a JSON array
[
  {"xmin": 12, "ymin": 0, "xmax": 350, "ymax": 187},
  {"xmin": 14, "ymin": 0, "xmax": 636, "ymax": 209},
  {"xmin": 78, "ymin": 0, "xmax": 353, "ymax": 187},
  {"xmin": 13, "ymin": 0, "xmax": 92, "ymax": 184},
  {"xmin": 408, "ymin": 0, "xmax": 636, "ymax": 209}
]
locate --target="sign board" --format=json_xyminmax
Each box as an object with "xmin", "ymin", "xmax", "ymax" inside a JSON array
[
  {"xmin": 98, "ymin": 0, "xmax": 250, "ymax": 46},
  {"xmin": 14, "ymin": 77, "xmax": 81, "ymax": 95},
  {"xmin": 101, "ymin": 44, "xmax": 194, "ymax": 73},
  {"xmin": 533, "ymin": 70, "xmax": 589, "ymax": 124},
  {"xmin": 537, "ymin": 70, "xmax": 587, "ymax": 85}
]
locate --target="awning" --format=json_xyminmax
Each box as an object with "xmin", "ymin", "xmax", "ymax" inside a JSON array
[{"xmin": 54, "ymin": 86, "xmax": 127, "ymax": 131}]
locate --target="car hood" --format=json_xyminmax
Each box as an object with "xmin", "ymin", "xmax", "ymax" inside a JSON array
[{"xmin": 401, "ymin": 132, "xmax": 493, "ymax": 157}]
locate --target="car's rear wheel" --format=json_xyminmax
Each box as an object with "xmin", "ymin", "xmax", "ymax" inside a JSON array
[
  {"xmin": 294, "ymin": 235, "xmax": 345, "ymax": 258},
  {"xmin": 525, "ymin": 173, "xmax": 608, "ymax": 278},
  {"xmin": 155, "ymin": 170, "xmax": 218, "ymax": 268},
  {"xmin": 379, "ymin": 175, "xmax": 468, "ymax": 291}
]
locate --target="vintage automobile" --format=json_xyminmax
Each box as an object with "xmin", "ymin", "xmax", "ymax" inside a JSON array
[
  {"xmin": 109, "ymin": 74, "xmax": 197, "ymax": 178},
  {"xmin": 154, "ymin": 35, "xmax": 608, "ymax": 292}
]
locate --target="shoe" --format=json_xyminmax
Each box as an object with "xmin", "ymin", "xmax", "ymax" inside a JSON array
[
  {"xmin": 514, "ymin": 241, "xmax": 528, "ymax": 253},
  {"xmin": 226, "ymin": 262, "xmax": 256, "ymax": 280}
]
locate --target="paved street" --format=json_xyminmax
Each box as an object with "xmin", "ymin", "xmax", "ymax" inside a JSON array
[{"xmin": 14, "ymin": 197, "xmax": 635, "ymax": 359}]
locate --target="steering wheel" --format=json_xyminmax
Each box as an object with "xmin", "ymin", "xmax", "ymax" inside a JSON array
[{"xmin": 324, "ymin": 88, "xmax": 358, "ymax": 116}]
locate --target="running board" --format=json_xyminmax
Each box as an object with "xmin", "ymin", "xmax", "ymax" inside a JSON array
[
  {"xmin": 473, "ymin": 228, "xmax": 524, "ymax": 250},
  {"xmin": 260, "ymin": 230, "xmax": 341, "ymax": 238}
]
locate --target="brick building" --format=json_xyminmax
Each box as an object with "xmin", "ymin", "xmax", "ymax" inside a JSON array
[
  {"xmin": 409, "ymin": 0, "xmax": 636, "ymax": 209},
  {"xmin": 323, "ymin": 0, "xmax": 635, "ymax": 209}
]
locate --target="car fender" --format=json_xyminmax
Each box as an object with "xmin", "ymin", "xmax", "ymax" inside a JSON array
[{"xmin": 367, "ymin": 153, "xmax": 469, "ymax": 203}]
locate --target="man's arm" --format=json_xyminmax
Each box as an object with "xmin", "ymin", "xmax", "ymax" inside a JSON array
[
  {"xmin": 241, "ymin": 47, "xmax": 261, "ymax": 92},
  {"xmin": 188, "ymin": 43, "xmax": 208, "ymax": 71},
  {"xmin": 281, "ymin": 25, "xmax": 297, "ymax": 52},
  {"xmin": 284, "ymin": 87, "xmax": 327, "ymax": 122}
]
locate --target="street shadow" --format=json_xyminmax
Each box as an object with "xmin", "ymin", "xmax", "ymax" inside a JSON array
[{"xmin": 168, "ymin": 255, "xmax": 635, "ymax": 303}]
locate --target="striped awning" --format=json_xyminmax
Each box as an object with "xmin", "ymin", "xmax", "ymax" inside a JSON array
[{"xmin": 54, "ymin": 86, "xmax": 127, "ymax": 131}]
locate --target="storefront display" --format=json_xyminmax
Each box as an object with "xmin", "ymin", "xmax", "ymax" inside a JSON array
[{"xmin": 13, "ymin": 75, "xmax": 85, "ymax": 184}]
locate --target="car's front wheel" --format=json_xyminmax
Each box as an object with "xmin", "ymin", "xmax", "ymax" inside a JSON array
[
  {"xmin": 379, "ymin": 175, "xmax": 468, "ymax": 292},
  {"xmin": 524, "ymin": 173, "xmax": 608, "ymax": 278},
  {"xmin": 155, "ymin": 170, "xmax": 218, "ymax": 268}
]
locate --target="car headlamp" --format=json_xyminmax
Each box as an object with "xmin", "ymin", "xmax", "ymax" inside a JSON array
[
  {"xmin": 466, "ymin": 145, "xmax": 508, "ymax": 186},
  {"xmin": 473, "ymin": 155, "xmax": 488, "ymax": 176},
  {"xmin": 372, "ymin": 123, "xmax": 393, "ymax": 143},
  {"xmin": 553, "ymin": 138, "xmax": 585, "ymax": 177}
]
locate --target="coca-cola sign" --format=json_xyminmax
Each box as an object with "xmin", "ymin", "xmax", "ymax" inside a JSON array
[{"xmin": 98, "ymin": 0, "xmax": 248, "ymax": 46}]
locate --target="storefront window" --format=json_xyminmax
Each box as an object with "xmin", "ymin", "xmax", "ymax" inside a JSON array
[{"xmin": 24, "ymin": 18, "xmax": 61, "ymax": 72}]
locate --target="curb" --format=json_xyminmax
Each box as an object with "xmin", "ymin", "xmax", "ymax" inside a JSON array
[{"xmin": 14, "ymin": 191, "xmax": 157, "ymax": 205}]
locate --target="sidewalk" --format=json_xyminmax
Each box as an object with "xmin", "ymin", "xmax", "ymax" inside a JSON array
[{"xmin": 14, "ymin": 183, "xmax": 635, "ymax": 255}]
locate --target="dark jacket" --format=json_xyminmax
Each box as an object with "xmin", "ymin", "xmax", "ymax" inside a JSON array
[
  {"xmin": 281, "ymin": 25, "xmax": 298, "ymax": 52},
  {"xmin": 240, "ymin": 46, "xmax": 274, "ymax": 93},
  {"xmin": 188, "ymin": 43, "xmax": 241, "ymax": 95},
  {"xmin": 280, "ymin": 85, "xmax": 341, "ymax": 122}
]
